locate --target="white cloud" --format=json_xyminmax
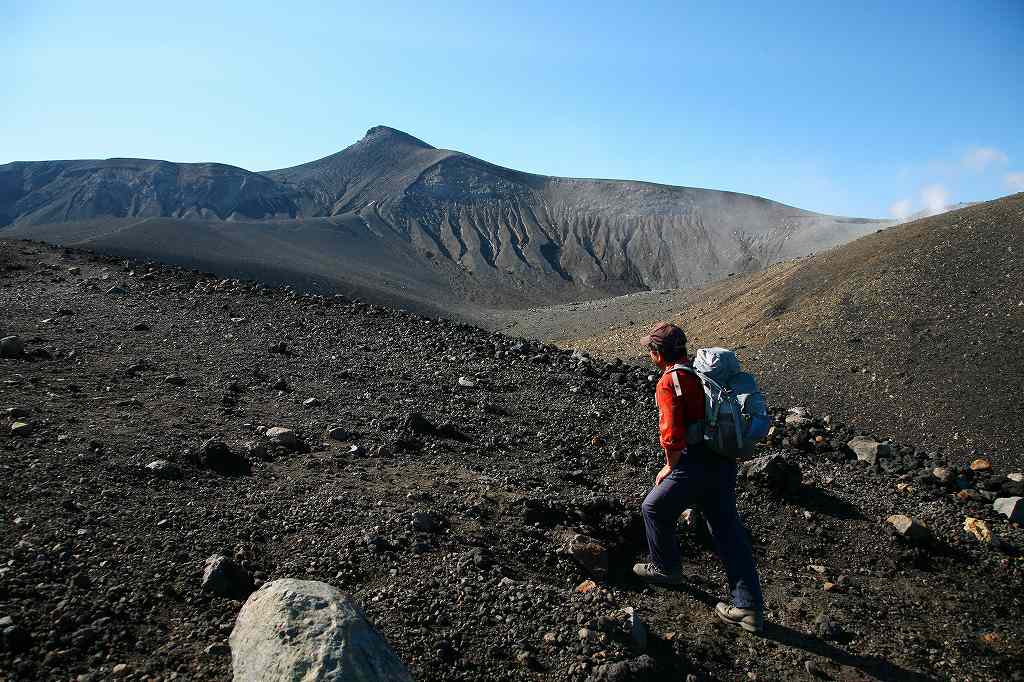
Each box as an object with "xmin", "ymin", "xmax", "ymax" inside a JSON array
[
  {"xmin": 1006, "ymin": 172, "xmax": 1024, "ymax": 192},
  {"xmin": 962, "ymin": 146, "xmax": 1008, "ymax": 172},
  {"xmin": 888, "ymin": 198, "xmax": 914, "ymax": 220},
  {"xmin": 920, "ymin": 184, "xmax": 949, "ymax": 216}
]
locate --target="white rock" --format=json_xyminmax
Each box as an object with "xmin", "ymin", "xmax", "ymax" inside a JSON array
[
  {"xmin": 785, "ymin": 414, "xmax": 812, "ymax": 428},
  {"xmin": 146, "ymin": 459, "xmax": 182, "ymax": 479},
  {"xmin": 1007, "ymin": 473, "xmax": 1024, "ymax": 483},
  {"xmin": 457, "ymin": 376, "xmax": 477, "ymax": 388},
  {"xmin": 846, "ymin": 436, "xmax": 890, "ymax": 464},
  {"xmin": 993, "ymin": 497, "xmax": 1024, "ymax": 524},
  {"xmin": 265, "ymin": 427, "xmax": 297, "ymax": 448},
  {"xmin": 229, "ymin": 579, "xmax": 412, "ymax": 682}
]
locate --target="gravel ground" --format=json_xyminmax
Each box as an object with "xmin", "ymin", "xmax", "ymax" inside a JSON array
[{"xmin": 1, "ymin": 240, "xmax": 1023, "ymax": 681}]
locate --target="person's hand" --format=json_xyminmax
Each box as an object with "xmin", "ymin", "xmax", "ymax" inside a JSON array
[{"xmin": 655, "ymin": 464, "xmax": 672, "ymax": 486}]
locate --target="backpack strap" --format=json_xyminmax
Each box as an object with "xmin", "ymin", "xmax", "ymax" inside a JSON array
[{"xmin": 664, "ymin": 364, "xmax": 709, "ymax": 445}]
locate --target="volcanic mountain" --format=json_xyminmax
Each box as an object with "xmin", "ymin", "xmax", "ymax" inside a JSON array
[{"xmin": 0, "ymin": 126, "xmax": 890, "ymax": 318}]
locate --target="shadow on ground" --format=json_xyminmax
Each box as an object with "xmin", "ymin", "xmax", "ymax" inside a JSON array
[{"xmin": 664, "ymin": 581, "xmax": 938, "ymax": 682}]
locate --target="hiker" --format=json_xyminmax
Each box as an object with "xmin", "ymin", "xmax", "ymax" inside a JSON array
[{"xmin": 632, "ymin": 321, "xmax": 766, "ymax": 633}]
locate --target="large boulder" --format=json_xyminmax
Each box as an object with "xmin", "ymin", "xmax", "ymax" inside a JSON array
[
  {"xmin": 740, "ymin": 454, "xmax": 801, "ymax": 494},
  {"xmin": 229, "ymin": 579, "xmax": 412, "ymax": 681}
]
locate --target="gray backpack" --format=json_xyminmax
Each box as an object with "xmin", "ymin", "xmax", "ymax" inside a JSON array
[{"xmin": 668, "ymin": 348, "xmax": 771, "ymax": 459}]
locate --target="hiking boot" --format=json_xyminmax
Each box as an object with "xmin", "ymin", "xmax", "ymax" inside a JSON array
[
  {"xmin": 632, "ymin": 562, "xmax": 683, "ymax": 585},
  {"xmin": 715, "ymin": 602, "xmax": 764, "ymax": 633}
]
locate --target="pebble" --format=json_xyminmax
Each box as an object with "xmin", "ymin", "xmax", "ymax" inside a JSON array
[
  {"xmin": 10, "ymin": 421, "xmax": 34, "ymax": 436},
  {"xmin": 146, "ymin": 459, "xmax": 182, "ymax": 479},
  {"xmin": 886, "ymin": 514, "xmax": 933, "ymax": 544},
  {"xmin": 266, "ymin": 426, "xmax": 298, "ymax": 448},
  {"xmin": 963, "ymin": 517, "xmax": 992, "ymax": 543},
  {"xmin": 0, "ymin": 335, "xmax": 25, "ymax": 358},
  {"xmin": 458, "ymin": 376, "xmax": 477, "ymax": 388}
]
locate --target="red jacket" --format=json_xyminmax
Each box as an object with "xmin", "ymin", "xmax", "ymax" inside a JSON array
[{"xmin": 656, "ymin": 360, "xmax": 706, "ymax": 453}]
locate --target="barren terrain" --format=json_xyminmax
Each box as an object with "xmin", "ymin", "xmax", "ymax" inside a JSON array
[{"xmin": 2, "ymin": 239, "xmax": 1022, "ymax": 681}]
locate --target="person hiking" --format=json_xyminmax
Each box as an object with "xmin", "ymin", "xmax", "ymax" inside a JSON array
[{"xmin": 632, "ymin": 321, "xmax": 766, "ymax": 633}]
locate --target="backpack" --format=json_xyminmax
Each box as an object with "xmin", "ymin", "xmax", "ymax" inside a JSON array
[{"xmin": 667, "ymin": 347, "xmax": 771, "ymax": 459}]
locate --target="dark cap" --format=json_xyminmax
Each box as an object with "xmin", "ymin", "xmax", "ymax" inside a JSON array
[{"xmin": 641, "ymin": 321, "xmax": 687, "ymax": 351}]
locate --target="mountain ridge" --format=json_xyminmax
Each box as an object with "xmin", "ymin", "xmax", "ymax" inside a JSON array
[{"xmin": 1, "ymin": 126, "xmax": 894, "ymax": 313}]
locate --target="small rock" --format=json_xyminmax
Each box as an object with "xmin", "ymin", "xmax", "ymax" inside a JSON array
[
  {"xmin": 590, "ymin": 654, "xmax": 657, "ymax": 682},
  {"xmin": 10, "ymin": 421, "xmax": 33, "ymax": 436},
  {"xmin": 68, "ymin": 266, "xmax": 81, "ymax": 275},
  {"xmin": 204, "ymin": 642, "xmax": 232, "ymax": 657},
  {"xmin": 457, "ymin": 376, "xmax": 477, "ymax": 388},
  {"xmin": 963, "ymin": 517, "xmax": 992, "ymax": 543},
  {"xmin": 563, "ymin": 534, "xmax": 609, "ymax": 578},
  {"xmin": 111, "ymin": 663, "xmax": 128, "ymax": 676},
  {"xmin": 785, "ymin": 414, "xmax": 812, "ymax": 428},
  {"xmin": 404, "ymin": 412, "xmax": 435, "ymax": 434},
  {"xmin": 265, "ymin": 427, "xmax": 298, "ymax": 448},
  {"xmin": 326, "ymin": 427, "xmax": 350, "ymax": 441},
  {"xmin": 302, "ymin": 397, "xmax": 320, "ymax": 407},
  {"xmin": 993, "ymin": 497, "xmax": 1024, "ymax": 524},
  {"xmin": 1008, "ymin": 473, "xmax": 1024, "ymax": 483},
  {"xmin": 846, "ymin": 436, "xmax": 890, "ymax": 465},
  {"xmin": 932, "ymin": 467, "xmax": 956, "ymax": 485},
  {"xmin": 146, "ymin": 459, "xmax": 182, "ymax": 480},
  {"xmin": 576, "ymin": 579, "xmax": 598, "ymax": 593},
  {"xmin": 105, "ymin": 286, "xmax": 127, "ymax": 296},
  {"xmin": 740, "ymin": 454, "xmax": 801, "ymax": 494},
  {"xmin": 5, "ymin": 407, "xmax": 31, "ymax": 418},
  {"xmin": 970, "ymin": 458, "xmax": 992, "ymax": 472},
  {"xmin": 202, "ymin": 555, "xmax": 253, "ymax": 600},
  {"xmin": 410, "ymin": 510, "xmax": 444, "ymax": 533},
  {"xmin": 886, "ymin": 514, "xmax": 933, "ymax": 544},
  {"xmin": 0, "ymin": 336, "xmax": 25, "ymax": 358},
  {"xmin": 625, "ymin": 606, "xmax": 647, "ymax": 651},
  {"xmin": 164, "ymin": 374, "xmax": 186, "ymax": 386},
  {"xmin": 200, "ymin": 438, "xmax": 250, "ymax": 475},
  {"xmin": 2, "ymin": 623, "xmax": 31, "ymax": 653}
]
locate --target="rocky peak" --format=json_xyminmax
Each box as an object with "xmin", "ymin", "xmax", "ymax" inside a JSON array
[{"xmin": 362, "ymin": 125, "xmax": 435, "ymax": 150}]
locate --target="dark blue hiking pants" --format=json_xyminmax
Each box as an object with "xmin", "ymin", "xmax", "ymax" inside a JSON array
[{"xmin": 641, "ymin": 449, "xmax": 764, "ymax": 609}]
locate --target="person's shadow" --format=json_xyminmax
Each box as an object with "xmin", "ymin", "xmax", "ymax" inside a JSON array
[{"xmin": 663, "ymin": 580, "xmax": 939, "ymax": 682}]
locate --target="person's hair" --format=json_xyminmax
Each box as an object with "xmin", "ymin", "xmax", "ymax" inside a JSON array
[{"xmin": 651, "ymin": 342, "xmax": 687, "ymax": 363}]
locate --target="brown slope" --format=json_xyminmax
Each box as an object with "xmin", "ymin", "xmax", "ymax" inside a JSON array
[{"xmin": 559, "ymin": 193, "xmax": 1024, "ymax": 466}]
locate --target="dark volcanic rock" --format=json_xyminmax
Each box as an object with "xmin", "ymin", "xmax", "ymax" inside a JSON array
[
  {"xmin": 0, "ymin": 336, "xmax": 25, "ymax": 358},
  {"xmin": 200, "ymin": 438, "xmax": 250, "ymax": 475},
  {"xmin": 741, "ymin": 454, "xmax": 801, "ymax": 493},
  {"xmin": 201, "ymin": 555, "xmax": 253, "ymax": 600}
]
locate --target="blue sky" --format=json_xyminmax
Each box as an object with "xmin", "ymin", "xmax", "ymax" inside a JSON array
[{"xmin": 3, "ymin": 1, "xmax": 1022, "ymax": 218}]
